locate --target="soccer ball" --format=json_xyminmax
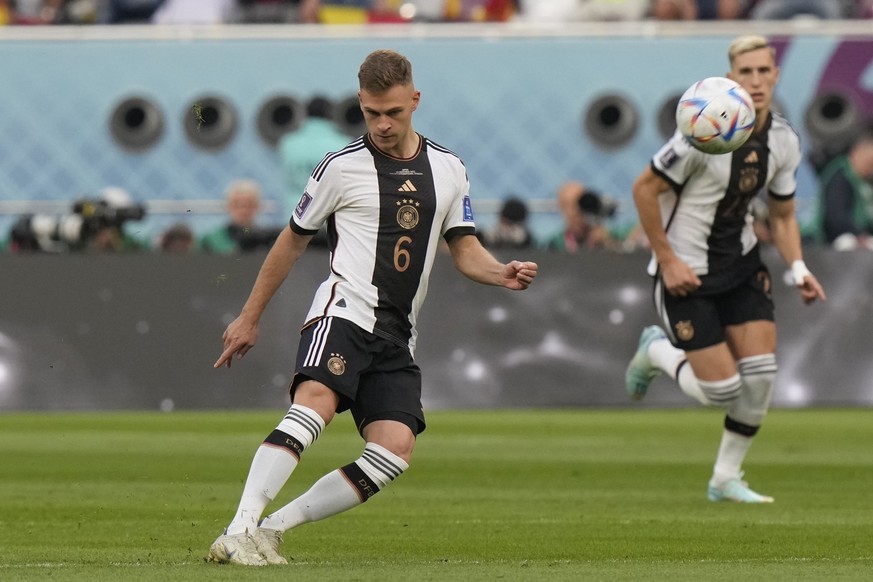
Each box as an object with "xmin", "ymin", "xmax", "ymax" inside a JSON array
[{"xmin": 675, "ymin": 77, "xmax": 755, "ymax": 155}]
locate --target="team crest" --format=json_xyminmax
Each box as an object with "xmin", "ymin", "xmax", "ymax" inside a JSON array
[
  {"xmin": 327, "ymin": 353, "xmax": 347, "ymax": 376},
  {"xmin": 396, "ymin": 199, "xmax": 419, "ymax": 230},
  {"xmin": 674, "ymin": 321, "xmax": 694, "ymax": 342},
  {"xmin": 739, "ymin": 168, "xmax": 759, "ymax": 193}
]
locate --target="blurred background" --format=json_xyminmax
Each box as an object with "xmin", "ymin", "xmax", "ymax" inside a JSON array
[{"xmin": 1, "ymin": 0, "xmax": 872, "ymax": 412}]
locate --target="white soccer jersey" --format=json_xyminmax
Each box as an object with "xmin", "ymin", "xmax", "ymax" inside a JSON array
[
  {"xmin": 290, "ymin": 133, "xmax": 476, "ymax": 356},
  {"xmin": 649, "ymin": 112, "xmax": 801, "ymax": 291}
]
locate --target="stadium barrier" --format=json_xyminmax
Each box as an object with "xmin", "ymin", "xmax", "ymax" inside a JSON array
[{"xmin": 0, "ymin": 248, "xmax": 870, "ymax": 411}]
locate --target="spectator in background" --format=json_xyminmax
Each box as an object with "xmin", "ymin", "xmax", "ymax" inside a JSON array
[
  {"xmin": 158, "ymin": 222, "xmax": 197, "ymax": 254},
  {"xmin": 478, "ymin": 196, "xmax": 534, "ymax": 250},
  {"xmin": 514, "ymin": 0, "xmax": 580, "ymax": 21},
  {"xmin": 201, "ymin": 179, "xmax": 281, "ymax": 254},
  {"xmin": 3, "ymin": 0, "xmax": 64, "ymax": 24},
  {"xmin": 578, "ymin": 0, "xmax": 648, "ymax": 20},
  {"xmin": 546, "ymin": 180, "xmax": 619, "ymax": 251},
  {"xmin": 106, "ymin": 0, "xmax": 165, "ymax": 23},
  {"xmin": 651, "ymin": 0, "xmax": 748, "ymax": 19},
  {"xmin": 650, "ymin": 0, "xmax": 697, "ymax": 19},
  {"xmin": 695, "ymin": 0, "xmax": 747, "ymax": 19},
  {"xmin": 746, "ymin": 0, "xmax": 849, "ymax": 19},
  {"xmin": 151, "ymin": 0, "xmax": 237, "ymax": 23},
  {"xmin": 236, "ymin": 0, "xmax": 303, "ymax": 23},
  {"xmin": 818, "ymin": 128, "xmax": 873, "ymax": 250},
  {"xmin": 278, "ymin": 96, "xmax": 350, "ymax": 223}
]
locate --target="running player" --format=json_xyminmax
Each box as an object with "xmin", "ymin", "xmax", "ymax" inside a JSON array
[
  {"xmin": 625, "ymin": 35, "xmax": 826, "ymax": 503},
  {"xmin": 207, "ymin": 49, "xmax": 538, "ymax": 565}
]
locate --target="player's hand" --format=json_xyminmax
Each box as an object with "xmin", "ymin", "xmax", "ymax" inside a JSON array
[
  {"xmin": 501, "ymin": 260, "xmax": 538, "ymax": 290},
  {"xmin": 790, "ymin": 260, "xmax": 826, "ymax": 305},
  {"xmin": 660, "ymin": 257, "xmax": 701, "ymax": 297},
  {"xmin": 214, "ymin": 316, "xmax": 259, "ymax": 368},
  {"xmin": 797, "ymin": 273, "xmax": 826, "ymax": 305}
]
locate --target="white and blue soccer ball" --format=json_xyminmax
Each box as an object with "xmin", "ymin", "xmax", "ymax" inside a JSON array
[{"xmin": 675, "ymin": 77, "xmax": 756, "ymax": 155}]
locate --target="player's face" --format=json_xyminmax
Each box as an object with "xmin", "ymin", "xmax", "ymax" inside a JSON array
[
  {"xmin": 727, "ymin": 47, "xmax": 779, "ymax": 117},
  {"xmin": 359, "ymin": 83, "xmax": 420, "ymax": 157}
]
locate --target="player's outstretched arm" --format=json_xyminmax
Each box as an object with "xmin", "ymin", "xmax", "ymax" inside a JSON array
[
  {"xmin": 214, "ymin": 226, "xmax": 313, "ymax": 368},
  {"xmin": 767, "ymin": 197, "xmax": 826, "ymax": 305},
  {"xmin": 446, "ymin": 233, "xmax": 537, "ymax": 290}
]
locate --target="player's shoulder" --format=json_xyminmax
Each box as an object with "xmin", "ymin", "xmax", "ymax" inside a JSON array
[
  {"xmin": 424, "ymin": 136, "xmax": 466, "ymax": 167},
  {"xmin": 312, "ymin": 137, "xmax": 368, "ymax": 180},
  {"xmin": 769, "ymin": 111, "xmax": 801, "ymax": 145},
  {"xmin": 653, "ymin": 130, "xmax": 698, "ymax": 170}
]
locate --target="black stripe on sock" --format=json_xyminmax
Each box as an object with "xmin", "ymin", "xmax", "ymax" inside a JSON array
[
  {"xmin": 725, "ymin": 415, "xmax": 760, "ymax": 437},
  {"xmin": 340, "ymin": 462, "xmax": 380, "ymax": 503},
  {"xmin": 263, "ymin": 430, "xmax": 305, "ymax": 460}
]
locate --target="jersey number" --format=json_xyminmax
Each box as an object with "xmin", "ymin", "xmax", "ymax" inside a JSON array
[{"xmin": 394, "ymin": 236, "xmax": 412, "ymax": 272}]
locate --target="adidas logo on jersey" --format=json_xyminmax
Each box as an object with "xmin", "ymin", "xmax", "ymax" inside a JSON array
[
  {"xmin": 398, "ymin": 180, "xmax": 417, "ymax": 192},
  {"xmin": 744, "ymin": 151, "xmax": 758, "ymax": 164}
]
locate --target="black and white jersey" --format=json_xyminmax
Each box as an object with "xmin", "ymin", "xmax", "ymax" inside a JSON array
[
  {"xmin": 650, "ymin": 112, "xmax": 801, "ymax": 291},
  {"xmin": 290, "ymin": 133, "xmax": 476, "ymax": 356}
]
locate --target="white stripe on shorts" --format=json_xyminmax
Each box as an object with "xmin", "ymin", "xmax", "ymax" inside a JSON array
[{"xmin": 303, "ymin": 317, "xmax": 332, "ymax": 367}]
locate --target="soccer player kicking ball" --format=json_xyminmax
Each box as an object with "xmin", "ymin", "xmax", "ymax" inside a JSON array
[
  {"xmin": 207, "ymin": 49, "xmax": 538, "ymax": 566},
  {"xmin": 625, "ymin": 35, "xmax": 825, "ymax": 503}
]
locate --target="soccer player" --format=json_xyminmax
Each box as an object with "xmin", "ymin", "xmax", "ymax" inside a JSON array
[
  {"xmin": 625, "ymin": 35, "xmax": 826, "ymax": 503},
  {"xmin": 207, "ymin": 49, "xmax": 538, "ymax": 565}
]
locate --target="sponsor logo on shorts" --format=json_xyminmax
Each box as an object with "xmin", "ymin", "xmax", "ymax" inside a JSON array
[
  {"xmin": 327, "ymin": 353, "xmax": 347, "ymax": 375},
  {"xmin": 675, "ymin": 320, "xmax": 694, "ymax": 342}
]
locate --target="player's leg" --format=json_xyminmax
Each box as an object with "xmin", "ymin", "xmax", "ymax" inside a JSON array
[
  {"xmin": 708, "ymin": 268, "xmax": 777, "ymax": 503},
  {"xmin": 209, "ymin": 318, "xmax": 347, "ymax": 565},
  {"xmin": 259, "ymin": 419, "xmax": 413, "ymax": 532},
  {"xmin": 258, "ymin": 330, "xmax": 421, "ymax": 536},
  {"xmin": 627, "ymin": 279, "xmax": 741, "ymax": 405},
  {"xmin": 208, "ymin": 386, "xmax": 331, "ymax": 565}
]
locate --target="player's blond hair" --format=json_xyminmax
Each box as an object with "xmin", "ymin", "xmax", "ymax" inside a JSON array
[
  {"xmin": 358, "ymin": 50, "xmax": 413, "ymax": 93},
  {"xmin": 728, "ymin": 35, "xmax": 775, "ymax": 66}
]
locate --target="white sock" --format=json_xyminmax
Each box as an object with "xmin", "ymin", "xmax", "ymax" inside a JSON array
[
  {"xmin": 225, "ymin": 404, "xmax": 325, "ymax": 535},
  {"xmin": 260, "ymin": 442, "xmax": 408, "ymax": 532},
  {"xmin": 649, "ymin": 338, "xmax": 686, "ymax": 379},
  {"xmin": 711, "ymin": 429, "xmax": 753, "ymax": 485},
  {"xmin": 676, "ymin": 363, "xmax": 713, "ymax": 405}
]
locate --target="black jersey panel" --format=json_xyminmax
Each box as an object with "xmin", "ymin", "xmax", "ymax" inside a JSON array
[
  {"xmin": 369, "ymin": 139, "xmax": 437, "ymax": 345},
  {"xmin": 703, "ymin": 123, "xmax": 770, "ymax": 288}
]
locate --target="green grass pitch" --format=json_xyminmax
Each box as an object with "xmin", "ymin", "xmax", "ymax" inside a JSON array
[{"xmin": 1, "ymin": 408, "xmax": 871, "ymax": 581}]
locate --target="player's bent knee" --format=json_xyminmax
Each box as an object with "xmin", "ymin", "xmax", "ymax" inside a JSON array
[
  {"xmin": 729, "ymin": 354, "xmax": 777, "ymax": 427},
  {"xmin": 698, "ymin": 374, "xmax": 743, "ymax": 406},
  {"xmin": 342, "ymin": 442, "xmax": 410, "ymax": 502}
]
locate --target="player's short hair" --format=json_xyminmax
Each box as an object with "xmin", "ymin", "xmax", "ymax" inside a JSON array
[
  {"xmin": 358, "ymin": 50, "xmax": 413, "ymax": 93},
  {"xmin": 728, "ymin": 35, "xmax": 775, "ymax": 66}
]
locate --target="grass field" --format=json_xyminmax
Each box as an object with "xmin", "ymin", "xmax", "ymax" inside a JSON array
[{"xmin": 1, "ymin": 407, "xmax": 871, "ymax": 581}]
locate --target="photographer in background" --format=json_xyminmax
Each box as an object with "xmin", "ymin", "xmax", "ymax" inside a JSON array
[
  {"xmin": 200, "ymin": 179, "xmax": 281, "ymax": 254},
  {"xmin": 9, "ymin": 186, "xmax": 148, "ymax": 253},
  {"xmin": 545, "ymin": 180, "xmax": 620, "ymax": 252}
]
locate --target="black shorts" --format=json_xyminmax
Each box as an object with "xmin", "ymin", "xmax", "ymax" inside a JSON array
[
  {"xmin": 290, "ymin": 316, "xmax": 425, "ymax": 436},
  {"xmin": 655, "ymin": 265, "xmax": 774, "ymax": 351}
]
